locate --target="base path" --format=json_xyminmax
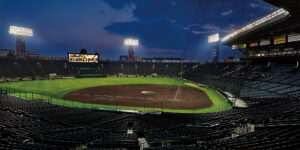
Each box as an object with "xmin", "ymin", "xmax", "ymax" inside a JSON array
[{"xmin": 63, "ymin": 84, "xmax": 212, "ymax": 110}]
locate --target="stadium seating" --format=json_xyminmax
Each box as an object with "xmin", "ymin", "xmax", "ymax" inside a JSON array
[
  {"xmin": 1, "ymin": 60, "xmax": 300, "ymax": 149},
  {"xmin": 0, "ymin": 58, "xmax": 199, "ymax": 80}
]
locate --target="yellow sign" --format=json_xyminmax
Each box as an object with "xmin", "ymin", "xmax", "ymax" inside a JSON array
[
  {"xmin": 274, "ymin": 36, "xmax": 286, "ymax": 45},
  {"xmin": 68, "ymin": 54, "xmax": 98, "ymax": 63},
  {"xmin": 224, "ymin": 59, "xmax": 233, "ymax": 62},
  {"xmin": 40, "ymin": 57, "xmax": 52, "ymax": 60},
  {"xmin": 238, "ymin": 44, "xmax": 247, "ymax": 49}
]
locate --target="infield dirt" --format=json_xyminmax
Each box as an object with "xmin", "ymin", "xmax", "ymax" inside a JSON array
[{"xmin": 63, "ymin": 84, "xmax": 212, "ymax": 110}]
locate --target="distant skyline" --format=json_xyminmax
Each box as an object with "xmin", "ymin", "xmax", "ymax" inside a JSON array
[{"xmin": 0, "ymin": 0, "xmax": 277, "ymax": 62}]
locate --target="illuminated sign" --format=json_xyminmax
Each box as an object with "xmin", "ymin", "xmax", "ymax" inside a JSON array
[
  {"xmin": 250, "ymin": 42, "xmax": 258, "ymax": 47},
  {"xmin": 9, "ymin": 26, "xmax": 33, "ymax": 36},
  {"xmin": 274, "ymin": 36, "xmax": 286, "ymax": 45},
  {"xmin": 260, "ymin": 40, "xmax": 270, "ymax": 46},
  {"xmin": 208, "ymin": 34, "xmax": 220, "ymax": 43},
  {"xmin": 224, "ymin": 59, "xmax": 233, "ymax": 62},
  {"xmin": 284, "ymin": 48, "xmax": 293, "ymax": 51},
  {"xmin": 68, "ymin": 54, "xmax": 99, "ymax": 63},
  {"xmin": 288, "ymin": 34, "xmax": 300, "ymax": 42},
  {"xmin": 238, "ymin": 44, "xmax": 247, "ymax": 49},
  {"xmin": 232, "ymin": 45, "xmax": 238, "ymax": 49}
]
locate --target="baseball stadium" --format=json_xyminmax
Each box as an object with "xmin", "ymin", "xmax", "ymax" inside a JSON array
[{"xmin": 1, "ymin": 0, "xmax": 300, "ymax": 149}]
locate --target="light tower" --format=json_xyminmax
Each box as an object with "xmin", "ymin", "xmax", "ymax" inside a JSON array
[
  {"xmin": 208, "ymin": 33, "xmax": 220, "ymax": 63},
  {"xmin": 124, "ymin": 38, "xmax": 139, "ymax": 62},
  {"xmin": 9, "ymin": 26, "xmax": 33, "ymax": 56}
]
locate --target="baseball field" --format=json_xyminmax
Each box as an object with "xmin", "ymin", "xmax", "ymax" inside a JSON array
[{"xmin": 0, "ymin": 77, "xmax": 232, "ymax": 113}]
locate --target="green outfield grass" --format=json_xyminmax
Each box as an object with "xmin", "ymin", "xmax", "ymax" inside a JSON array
[{"xmin": 0, "ymin": 77, "xmax": 232, "ymax": 113}]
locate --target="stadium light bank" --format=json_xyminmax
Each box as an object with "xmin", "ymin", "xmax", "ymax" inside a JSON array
[
  {"xmin": 208, "ymin": 33, "xmax": 220, "ymax": 43},
  {"xmin": 208, "ymin": 33, "xmax": 220, "ymax": 63},
  {"xmin": 124, "ymin": 38, "xmax": 139, "ymax": 46},
  {"xmin": 124, "ymin": 38, "xmax": 139, "ymax": 62},
  {"xmin": 221, "ymin": 8, "xmax": 288, "ymax": 42},
  {"xmin": 9, "ymin": 26, "xmax": 33, "ymax": 36},
  {"xmin": 9, "ymin": 26, "xmax": 33, "ymax": 56}
]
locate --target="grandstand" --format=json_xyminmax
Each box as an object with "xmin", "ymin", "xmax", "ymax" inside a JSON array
[
  {"xmin": 1, "ymin": 0, "xmax": 300, "ymax": 149},
  {"xmin": 0, "ymin": 58, "xmax": 198, "ymax": 79}
]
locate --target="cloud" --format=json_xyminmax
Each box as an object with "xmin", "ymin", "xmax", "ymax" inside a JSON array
[
  {"xmin": 220, "ymin": 24, "xmax": 237, "ymax": 34},
  {"xmin": 249, "ymin": 3, "xmax": 258, "ymax": 8},
  {"xmin": 190, "ymin": 24, "xmax": 236, "ymax": 35},
  {"xmin": 221, "ymin": 10, "xmax": 233, "ymax": 16},
  {"xmin": 169, "ymin": 1, "xmax": 176, "ymax": 6},
  {"xmin": 136, "ymin": 46, "xmax": 184, "ymax": 56},
  {"xmin": 249, "ymin": 1, "xmax": 277, "ymax": 11},
  {"xmin": 191, "ymin": 30, "xmax": 210, "ymax": 35},
  {"xmin": 183, "ymin": 26, "xmax": 190, "ymax": 30},
  {"xmin": 183, "ymin": 23, "xmax": 202, "ymax": 31},
  {"xmin": 149, "ymin": 47, "xmax": 183, "ymax": 54},
  {"xmin": 163, "ymin": 16, "xmax": 177, "ymax": 23},
  {"xmin": 189, "ymin": 24, "xmax": 219, "ymax": 35},
  {"xmin": 202, "ymin": 24, "xmax": 219, "ymax": 31},
  {"xmin": 170, "ymin": 19, "xmax": 177, "ymax": 23},
  {"xmin": 43, "ymin": 0, "xmax": 138, "ymax": 50},
  {"xmin": 103, "ymin": 0, "xmax": 199, "ymax": 54},
  {"xmin": 263, "ymin": 6, "xmax": 276, "ymax": 11},
  {"xmin": 98, "ymin": 2, "xmax": 137, "ymax": 25},
  {"xmin": 190, "ymin": 24, "xmax": 201, "ymax": 27}
]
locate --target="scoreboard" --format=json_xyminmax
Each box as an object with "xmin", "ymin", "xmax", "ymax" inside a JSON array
[{"xmin": 68, "ymin": 53, "xmax": 99, "ymax": 63}]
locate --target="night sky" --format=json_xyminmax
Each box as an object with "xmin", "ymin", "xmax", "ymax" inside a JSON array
[{"xmin": 0, "ymin": 0, "xmax": 277, "ymax": 62}]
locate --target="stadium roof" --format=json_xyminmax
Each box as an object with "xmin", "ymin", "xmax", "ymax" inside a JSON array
[{"xmin": 222, "ymin": 0, "xmax": 300, "ymax": 45}]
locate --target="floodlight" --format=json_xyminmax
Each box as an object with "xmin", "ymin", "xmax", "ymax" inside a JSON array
[
  {"xmin": 208, "ymin": 34, "xmax": 220, "ymax": 43},
  {"xmin": 222, "ymin": 8, "xmax": 288, "ymax": 42},
  {"xmin": 124, "ymin": 39, "xmax": 139, "ymax": 46},
  {"xmin": 9, "ymin": 26, "xmax": 33, "ymax": 36}
]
